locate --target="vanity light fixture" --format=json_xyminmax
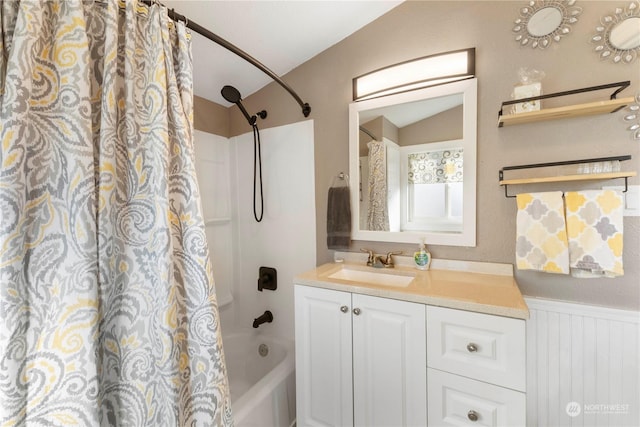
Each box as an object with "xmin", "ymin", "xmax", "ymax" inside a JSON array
[{"xmin": 352, "ymin": 48, "xmax": 475, "ymax": 101}]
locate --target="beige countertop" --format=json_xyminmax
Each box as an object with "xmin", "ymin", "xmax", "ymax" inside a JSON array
[{"xmin": 294, "ymin": 262, "xmax": 529, "ymax": 320}]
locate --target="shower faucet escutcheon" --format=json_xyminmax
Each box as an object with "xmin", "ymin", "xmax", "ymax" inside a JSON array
[{"xmin": 258, "ymin": 266, "xmax": 277, "ymax": 291}]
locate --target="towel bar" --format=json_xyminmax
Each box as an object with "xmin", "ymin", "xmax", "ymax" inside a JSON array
[
  {"xmin": 499, "ymin": 155, "xmax": 636, "ymax": 198},
  {"xmin": 331, "ymin": 172, "xmax": 349, "ymax": 188}
]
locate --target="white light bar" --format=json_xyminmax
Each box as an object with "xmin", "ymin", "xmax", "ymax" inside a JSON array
[{"xmin": 353, "ymin": 48, "xmax": 475, "ymax": 101}]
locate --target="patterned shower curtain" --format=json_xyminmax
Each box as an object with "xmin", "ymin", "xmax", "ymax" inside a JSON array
[
  {"xmin": 0, "ymin": 1, "xmax": 232, "ymax": 425},
  {"xmin": 366, "ymin": 140, "xmax": 389, "ymax": 231}
]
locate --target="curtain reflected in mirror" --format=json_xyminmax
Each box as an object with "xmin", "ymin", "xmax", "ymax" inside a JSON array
[
  {"xmin": 362, "ymin": 139, "xmax": 401, "ymax": 232},
  {"xmin": 366, "ymin": 140, "xmax": 390, "ymax": 231}
]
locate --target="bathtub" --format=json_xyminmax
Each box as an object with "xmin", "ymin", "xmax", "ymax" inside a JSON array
[{"xmin": 222, "ymin": 331, "xmax": 296, "ymax": 427}]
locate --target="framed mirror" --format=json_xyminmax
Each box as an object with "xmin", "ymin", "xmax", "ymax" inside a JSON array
[
  {"xmin": 591, "ymin": 1, "xmax": 640, "ymax": 64},
  {"xmin": 512, "ymin": 0, "xmax": 582, "ymax": 49},
  {"xmin": 348, "ymin": 78, "xmax": 477, "ymax": 246}
]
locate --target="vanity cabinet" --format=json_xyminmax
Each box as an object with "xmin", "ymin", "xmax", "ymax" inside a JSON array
[
  {"xmin": 294, "ymin": 285, "xmax": 427, "ymax": 427},
  {"xmin": 295, "ymin": 260, "xmax": 530, "ymax": 426},
  {"xmin": 426, "ymin": 305, "xmax": 526, "ymax": 426},
  {"xmin": 294, "ymin": 285, "xmax": 528, "ymax": 427}
]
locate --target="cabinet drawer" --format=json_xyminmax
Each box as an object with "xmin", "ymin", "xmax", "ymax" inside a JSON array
[
  {"xmin": 426, "ymin": 305, "xmax": 525, "ymax": 391},
  {"xmin": 427, "ymin": 368, "xmax": 526, "ymax": 426}
]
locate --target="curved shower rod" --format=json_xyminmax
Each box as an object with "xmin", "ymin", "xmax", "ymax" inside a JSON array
[
  {"xmin": 143, "ymin": 1, "xmax": 311, "ymax": 118},
  {"xmin": 359, "ymin": 125, "xmax": 378, "ymax": 141}
]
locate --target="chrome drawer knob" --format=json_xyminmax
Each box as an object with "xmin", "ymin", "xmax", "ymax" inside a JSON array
[
  {"xmin": 466, "ymin": 343, "xmax": 478, "ymax": 353},
  {"xmin": 340, "ymin": 305, "xmax": 349, "ymax": 313},
  {"xmin": 467, "ymin": 410, "xmax": 479, "ymax": 422},
  {"xmin": 353, "ymin": 308, "xmax": 361, "ymax": 315}
]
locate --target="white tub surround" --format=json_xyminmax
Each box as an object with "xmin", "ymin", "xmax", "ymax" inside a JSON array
[
  {"xmin": 194, "ymin": 130, "xmax": 234, "ymax": 307},
  {"xmin": 231, "ymin": 120, "xmax": 316, "ymax": 341},
  {"xmin": 193, "ymin": 122, "xmax": 316, "ymax": 426},
  {"xmin": 294, "ymin": 257, "xmax": 528, "ymax": 426}
]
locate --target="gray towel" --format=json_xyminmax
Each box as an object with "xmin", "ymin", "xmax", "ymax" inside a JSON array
[{"xmin": 327, "ymin": 186, "xmax": 351, "ymax": 249}]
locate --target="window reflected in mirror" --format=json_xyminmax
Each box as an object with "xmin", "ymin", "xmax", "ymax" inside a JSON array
[{"xmin": 405, "ymin": 145, "xmax": 463, "ymax": 232}]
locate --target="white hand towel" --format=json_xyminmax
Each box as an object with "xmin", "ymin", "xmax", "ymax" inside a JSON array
[
  {"xmin": 515, "ymin": 191, "xmax": 569, "ymax": 274},
  {"xmin": 565, "ymin": 190, "xmax": 624, "ymax": 278}
]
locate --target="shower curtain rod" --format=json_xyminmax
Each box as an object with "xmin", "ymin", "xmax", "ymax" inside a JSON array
[
  {"xmin": 143, "ymin": 1, "xmax": 311, "ymax": 118},
  {"xmin": 359, "ymin": 125, "xmax": 378, "ymax": 141}
]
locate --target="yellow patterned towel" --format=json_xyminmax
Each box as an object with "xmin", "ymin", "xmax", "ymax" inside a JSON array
[
  {"xmin": 565, "ymin": 190, "xmax": 624, "ymax": 278},
  {"xmin": 516, "ymin": 192, "xmax": 569, "ymax": 274}
]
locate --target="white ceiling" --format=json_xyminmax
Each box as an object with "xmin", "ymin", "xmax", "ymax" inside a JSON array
[
  {"xmin": 360, "ymin": 93, "xmax": 464, "ymax": 128},
  {"xmin": 163, "ymin": 1, "xmax": 403, "ymax": 106}
]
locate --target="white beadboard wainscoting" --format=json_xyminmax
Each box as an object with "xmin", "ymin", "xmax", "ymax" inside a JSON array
[{"xmin": 525, "ymin": 297, "xmax": 639, "ymax": 427}]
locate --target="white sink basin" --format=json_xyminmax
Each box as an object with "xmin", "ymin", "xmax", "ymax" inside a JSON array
[{"xmin": 328, "ymin": 267, "xmax": 415, "ymax": 287}]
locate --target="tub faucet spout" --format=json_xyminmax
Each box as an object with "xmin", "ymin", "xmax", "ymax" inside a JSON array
[{"xmin": 253, "ymin": 310, "xmax": 274, "ymax": 328}]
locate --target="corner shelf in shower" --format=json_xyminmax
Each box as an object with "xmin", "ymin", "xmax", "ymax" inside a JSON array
[
  {"xmin": 497, "ymin": 81, "xmax": 632, "ymax": 127},
  {"xmin": 499, "ymin": 155, "xmax": 636, "ymax": 198},
  {"xmin": 205, "ymin": 217, "xmax": 231, "ymax": 226}
]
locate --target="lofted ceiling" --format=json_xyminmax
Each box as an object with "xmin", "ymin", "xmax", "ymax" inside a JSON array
[{"xmin": 162, "ymin": 1, "xmax": 403, "ymax": 106}]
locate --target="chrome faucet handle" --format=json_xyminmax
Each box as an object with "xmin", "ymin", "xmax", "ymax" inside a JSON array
[{"xmin": 360, "ymin": 248, "xmax": 375, "ymax": 266}]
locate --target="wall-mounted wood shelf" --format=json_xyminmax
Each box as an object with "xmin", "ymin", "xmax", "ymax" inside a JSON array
[
  {"xmin": 497, "ymin": 81, "xmax": 631, "ymax": 127},
  {"xmin": 499, "ymin": 155, "xmax": 636, "ymax": 198},
  {"xmin": 500, "ymin": 171, "xmax": 636, "ymax": 186},
  {"xmin": 498, "ymin": 97, "xmax": 634, "ymax": 127}
]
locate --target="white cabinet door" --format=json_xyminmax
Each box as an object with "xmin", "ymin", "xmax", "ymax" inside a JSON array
[
  {"xmin": 352, "ymin": 294, "xmax": 427, "ymax": 427},
  {"xmin": 295, "ymin": 285, "xmax": 353, "ymax": 427},
  {"xmin": 427, "ymin": 368, "xmax": 526, "ymax": 426}
]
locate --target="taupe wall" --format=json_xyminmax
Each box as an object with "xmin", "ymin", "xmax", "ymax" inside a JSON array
[
  {"xmin": 215, "ymin": 1, "xmax": 639, "ymax": 310},
  {"xmin": 194, "ymin": 95, "xmax": 229, "ymax": 137},
  {"xmin": 400, "ymin": 105, "xmax": 463, "ymax": 145}
]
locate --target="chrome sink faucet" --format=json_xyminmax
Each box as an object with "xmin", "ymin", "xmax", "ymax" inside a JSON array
[{"xmin": 360, "ymin": 249, "xmax": 402, "ymax": 268}]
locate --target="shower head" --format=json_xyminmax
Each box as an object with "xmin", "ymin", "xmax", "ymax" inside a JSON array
[
  {"xmin": 221, "ymin": 85, "xmax": 256, "ymax": 126},
  {"xmin": 221, "ymin": 85, "xmax": 242, "ymax": 104}
]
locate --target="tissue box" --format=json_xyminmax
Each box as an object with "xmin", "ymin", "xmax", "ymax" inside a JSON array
[{"xmin": 512, "ymin": 82, "xmax": 542, "ymax": 114}]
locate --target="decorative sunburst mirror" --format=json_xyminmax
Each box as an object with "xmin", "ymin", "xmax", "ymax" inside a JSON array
[
  {"xmin": 623, "ymin": 92, "xmax": 640, "ymax": 140},
  {"xmin": 591, "ymin": 1, "xmax": 640, "ymax": 64},
  {"xmin": 513, "ymin": 0, "xmax": 582, "ymax": 49}
]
